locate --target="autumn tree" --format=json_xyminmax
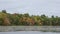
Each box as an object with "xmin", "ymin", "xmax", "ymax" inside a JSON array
[{"xmin": 0, "ymin": 12, "xmax": 11, "ymax": 26}]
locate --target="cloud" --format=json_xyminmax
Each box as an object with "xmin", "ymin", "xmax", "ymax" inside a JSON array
[{"xmin": 0, "ymin": 0, "xmax": 60, "ymax": 17}]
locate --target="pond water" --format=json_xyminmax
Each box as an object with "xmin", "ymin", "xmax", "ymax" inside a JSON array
[{"xmin": 0, "ymin": 31, "xmax": 60, "ymax": 34}]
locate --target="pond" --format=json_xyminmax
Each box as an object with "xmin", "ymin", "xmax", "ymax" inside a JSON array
[{"xmin": 0, "ymin": 31, "xmax": 60, "ymax": 34}]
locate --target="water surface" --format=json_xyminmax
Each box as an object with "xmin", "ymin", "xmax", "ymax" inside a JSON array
[{"xmin": 0, "ymin": 31, "xmax": 60, "ymax": 34}]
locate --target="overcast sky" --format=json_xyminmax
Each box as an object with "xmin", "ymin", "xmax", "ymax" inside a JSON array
[{"xmin": 0, "ymin": 0, "xmax": 60, "ymax": 17}]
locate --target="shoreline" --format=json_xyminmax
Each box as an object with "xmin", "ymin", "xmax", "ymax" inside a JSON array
[{"xmin": 0, "ymin": 26, "xmax": 60, "ymax": 32}]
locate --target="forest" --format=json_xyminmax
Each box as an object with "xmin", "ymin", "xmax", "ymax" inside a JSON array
[{"xmin": 0, "ymin": 10, "xmax": 60, "ymax": 26}]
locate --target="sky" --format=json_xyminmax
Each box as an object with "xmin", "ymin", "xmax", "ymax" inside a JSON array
[{"xmin": 0, "ymin": 0, "xmax": 60, "ymax": 17}]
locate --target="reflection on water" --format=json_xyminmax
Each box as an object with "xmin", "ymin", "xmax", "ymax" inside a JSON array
[{"xmin": 0, "ymin": 31, "xmax": 60, "ymax": 34}]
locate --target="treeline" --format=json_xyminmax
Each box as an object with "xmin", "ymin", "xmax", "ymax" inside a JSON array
[{"xmin": 0, "ymin": 10, "xmax": 60, "ymax": 26}]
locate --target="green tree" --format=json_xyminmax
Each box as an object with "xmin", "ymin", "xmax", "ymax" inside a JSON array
[{"xmin": 2, "ymin": 10, "xmax": 7, "ymax": 13}]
